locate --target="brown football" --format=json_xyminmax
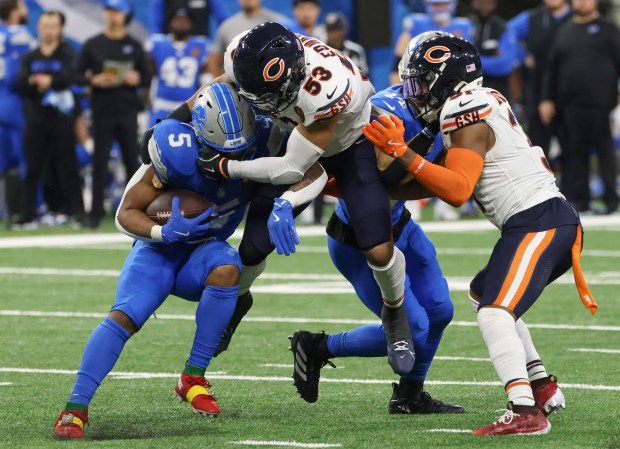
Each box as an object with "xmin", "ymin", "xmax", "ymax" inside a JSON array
[{"xmin": 146, "ymin": 189, "xmax": 212, "ymax": 225}]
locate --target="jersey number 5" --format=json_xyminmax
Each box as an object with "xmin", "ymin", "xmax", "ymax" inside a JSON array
[{"xmin": 168, "ymin": 133, "xmax": 191, "ymax": 148}]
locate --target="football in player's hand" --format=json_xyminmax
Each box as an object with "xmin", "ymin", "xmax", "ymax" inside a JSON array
[{"xmin": 146, "ymin": 190, "xmax": 212, "ymax": 225}]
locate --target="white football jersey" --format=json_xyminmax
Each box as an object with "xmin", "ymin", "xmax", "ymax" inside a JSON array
[
  {"xmin": 440, "ymin": 87, "xmax": 563, "ymax": 229},
  {"xmin": 224, "ymin": 33, "xmax": 375, "ymax": 156}
]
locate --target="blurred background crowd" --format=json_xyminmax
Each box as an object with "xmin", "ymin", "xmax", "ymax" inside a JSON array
[{"xmin": 0, "ymin": 0, "xmax": 619, "ymax": 230}]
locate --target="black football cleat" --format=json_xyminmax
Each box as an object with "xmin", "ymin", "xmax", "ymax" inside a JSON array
[
  {"xmin": 381, "ymin": 304, "xmax": 415, "ymax": 375},
  {"xmin": 214, "ymin": 291, "xmax": 254, "ymax": 357},
  {"xmin": 389, "ymin": 382, "xmax": 465, "ymax": 414},
  {"xmin": 288, "ymin": 330, "xmax": 334, "ymax": 403}
]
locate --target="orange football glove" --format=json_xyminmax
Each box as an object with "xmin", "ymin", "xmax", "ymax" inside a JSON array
[{"xmin": 362, "ymin": 115, "xmax": 408, "ymax": 158}]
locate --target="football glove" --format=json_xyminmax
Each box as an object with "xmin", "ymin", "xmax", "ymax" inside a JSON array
[
  {"xmin": 196, "ymin": 148, "xmax": 229, "ymax": 180},
  {"xmin": 268, "ymin": 198, "xmax": 299, "ymax": 256},
  {"xmin": 161, "ymin": 197, "xmax": 213, "ymax": 243},
  {"xmin": 363, "ymin": 115, "xmax": 408, "ymax": 159}
]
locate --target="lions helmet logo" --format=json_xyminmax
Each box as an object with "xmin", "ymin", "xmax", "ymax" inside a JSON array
[
  {"xmin": 423, "ymin": 45, "xmax": 451, "ymax": 64},
  {"xmin": 263, "ymin": 58, "xmax": 286, "ymax": 82}
]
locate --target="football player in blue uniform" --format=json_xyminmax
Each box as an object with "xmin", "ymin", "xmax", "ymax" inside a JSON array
[
  {"xmin": 287, "ymin": 32, "xmax": 462, "ymax": 414},
  {"xmin": 0, "ymin": 0, "xmax": 32, "ymax": 219},
  {"xmin": 53, "ymin": 83, "xmax": 326, "ymax": 439},
  {"xmin": 145, "ymin": 6, "xmax": 211, "ymax": 128}
]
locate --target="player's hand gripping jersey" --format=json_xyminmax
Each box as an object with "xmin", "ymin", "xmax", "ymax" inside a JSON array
[
  {"xmin": 224, "ymin": 32, "xmax": 375, "ymax": 156},
  {"xmin": 439, "ymin": 87, "xmax": 562, "ymax": 229}
]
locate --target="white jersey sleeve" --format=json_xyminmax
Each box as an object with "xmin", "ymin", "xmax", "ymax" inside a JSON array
[{"xmin": 440, "ymin": 87, "xmax": 562, "ymax": 229}]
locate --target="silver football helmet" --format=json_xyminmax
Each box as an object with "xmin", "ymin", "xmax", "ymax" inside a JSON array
[{"xmin": 192, "ymin": 82, "xmax": 258, "ymax": 158}]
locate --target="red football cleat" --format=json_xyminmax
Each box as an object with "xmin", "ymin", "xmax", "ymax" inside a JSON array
[
  {"xmin": 174, "ymin": 372, "xmax": 220, "ymax": 417},
  {"xmin": 53, "ymin": 409, "xmax": 88, "ymax": 439},
  {"xmin": 532, "ymin": 375, "xmax": 566, "ymax": 416},
  {"xmin": 472, "ymin": 404, "xmax": 551, "ymax": 436}
]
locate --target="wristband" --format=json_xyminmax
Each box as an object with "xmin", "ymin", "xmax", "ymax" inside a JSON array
[
  {"xmin": 150, "ymin": 225, "xmax": 163, "ymax": 242},
  {"xmin": 407, "ymin": 154, "xmax": 426, "ymax": 175}
]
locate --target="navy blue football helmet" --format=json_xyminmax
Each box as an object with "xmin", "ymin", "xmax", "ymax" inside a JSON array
[
  {"xmin": 402, "ymin": 34, "xmax": 482, "ymax": 122},
  {"xmin": 232, "ymin": 22, "xmax": 306, "ymax": 114}
]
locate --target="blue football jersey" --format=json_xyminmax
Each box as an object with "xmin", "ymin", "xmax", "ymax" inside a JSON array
[
  {"xmin": 146, "ymin": 34, "xmax": 210, "ymax": 111},
  {"xmin": 0, "ymin": 24, "xmax": 32, "ymax": 122},
  {"xmin": 335, "ymin": 85, "xmax": 445, "ymax": 226},
  {"xmin": 150, "ymin": 116, "xmax": 285, "ymax": 241},
  {"xmin": 402, "ymin": 13, "xmax": 474, "ymax": 42}
]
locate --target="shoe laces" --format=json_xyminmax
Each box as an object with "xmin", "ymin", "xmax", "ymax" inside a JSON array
[
  {"xmin": 393, "ymin": 340, "xmax": 410, "ymax": 351},
  {"xmin": 494, "ymin": 409, "xmax": 520, "ymax": 425},
  {"xmin": 183, "ymin": 373, "xmax": 212, "ymax": 389}
]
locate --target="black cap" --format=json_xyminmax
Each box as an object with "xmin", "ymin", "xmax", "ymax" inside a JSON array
[
  {"xmin": 293, "ymin": 0, "xmax": 319, "ymax": 6},
  {"xmin": 325, "ymin": 12, "xmax": 347, "ymax": 30}
]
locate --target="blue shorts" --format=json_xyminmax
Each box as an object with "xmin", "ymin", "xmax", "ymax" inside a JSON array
[
  {"xmin": 111, "ymin": 239, "xmax": 242, "ymax": 329},
  {"xmin": 471, "ymin": 198, "xmax": 581, "ymax": 318},
  {"xmin": 0, "ymin": 123, "xmax": 24, "ymax": 173}
]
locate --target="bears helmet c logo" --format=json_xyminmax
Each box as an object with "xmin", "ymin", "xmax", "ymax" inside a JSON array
[
  {"xmin": 263, "ymin": 58, "xmax": 286, "ymax": 82},
  {"xmin": 423, "ymin": 45, "xmax": 451, "ymax": 64}
]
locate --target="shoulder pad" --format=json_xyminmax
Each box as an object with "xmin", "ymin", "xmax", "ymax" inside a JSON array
[
  {"xmin": 296, "ymin": 54, "xmax": 355, "ymax": 125},
  {"xmin": 440, "ymin": 89, "xmax": 493, "ymax": 134},
  {"xmin": 151, "ymin": 120, "xmax": 200, "ymax": 183}
]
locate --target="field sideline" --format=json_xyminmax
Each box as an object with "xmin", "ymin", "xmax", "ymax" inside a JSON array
[{"xmin": 0, "ymin": 217, "xmax": 619, "ymax": 448}]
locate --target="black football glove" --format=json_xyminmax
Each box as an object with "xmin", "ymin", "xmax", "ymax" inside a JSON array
[
  {"xmin": 140, "ymin": 126, "xmax": 155, "ymax": 164},
  {"xmin": 196, "ymin": 147, "xmax": 230, "ymax": 180}
]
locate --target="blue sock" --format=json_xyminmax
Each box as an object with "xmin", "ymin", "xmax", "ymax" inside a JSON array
[
  {"xmin": 327, "ymin": 324, "xmax": 387, "ymax": 357},
  {"xmin": 187, "ymin": 285, "xmax": 239, "ymax": 369},
  {"xmin": 69, "ymin": 317, "xmax": 131, "ymax": 406}
]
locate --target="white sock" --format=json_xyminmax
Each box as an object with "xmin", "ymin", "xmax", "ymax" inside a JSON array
[
  {"xmin": 477, "ymin": 307, "xmax": 535, "ymax": 406},
  {"xmin": 515, "ymin": 319, "xmax": 549, "ymax": 382},
  {"xmin": 237, "ymin": 259, "xmax": 266, "ymax": 295},
  {"xmin": 468, "ymin": 291, "xmax": 480, "ymax": 313},
  {"xmin": 369, "ymin": 247, "xmax": 405, "ymax": 308}
]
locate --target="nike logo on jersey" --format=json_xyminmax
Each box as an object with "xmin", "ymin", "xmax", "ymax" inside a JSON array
[
  {"xmin": 173, "ymin": 231, "xmax": 190, "ymax": 236},
  {"xmin": 383, "ymin": 102, "xmax": 397, "ymax": 111},
  {"xmin": 459, "ymin": 99, "xmax": 473, "ymax": 107},
  {"xmin": 326, "ymin": 86, "xmax": 338, "ymax": 100},
  {"xmin": 271, "ymin": 212, "xmax": 280, "ymax": 222}
]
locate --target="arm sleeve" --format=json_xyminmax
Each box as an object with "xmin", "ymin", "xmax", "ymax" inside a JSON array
[
  {"xmin": 479, "ymin": 29, "xmax": 518, "ymax": 77},
  {"xmin": 134, "ymin": 44, "xmax": 152, "ymax": 88},
  {"xmin": 226, "ymin": 127, "xmax": 323, "ymax": 184},
  {"xmin": 15, "ymin": 52, "xmax": 37, "ymax": 95},
  {"xmin": 280, "ymin": 163, "xmax": 328, "ymax": 207},
  {"xmin": 406, "ymin": 147, "xmax": 484, "ymax": 207}
]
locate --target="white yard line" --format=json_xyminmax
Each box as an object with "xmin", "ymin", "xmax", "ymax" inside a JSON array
[
  {"xmin": 0, "ymin": 215, "xmax": 617, "ymax": 249},
  {"xmin": 568, "ymin": 348, "xmax": 620, "ymax": 354},
  {"xmin": 1, "ymin": 309, "xmax": 619, "ymax": 332},
  {"xmin": 1, "ymin": 367, "xmax": 619, "ymax": 391},
  {"xmin": 0, "ymin": 382, "xmax": 13, "ymax": 386},
  {"xmin": 231, "ymin": 441, "xmax": 342, "ymax": 448}
]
